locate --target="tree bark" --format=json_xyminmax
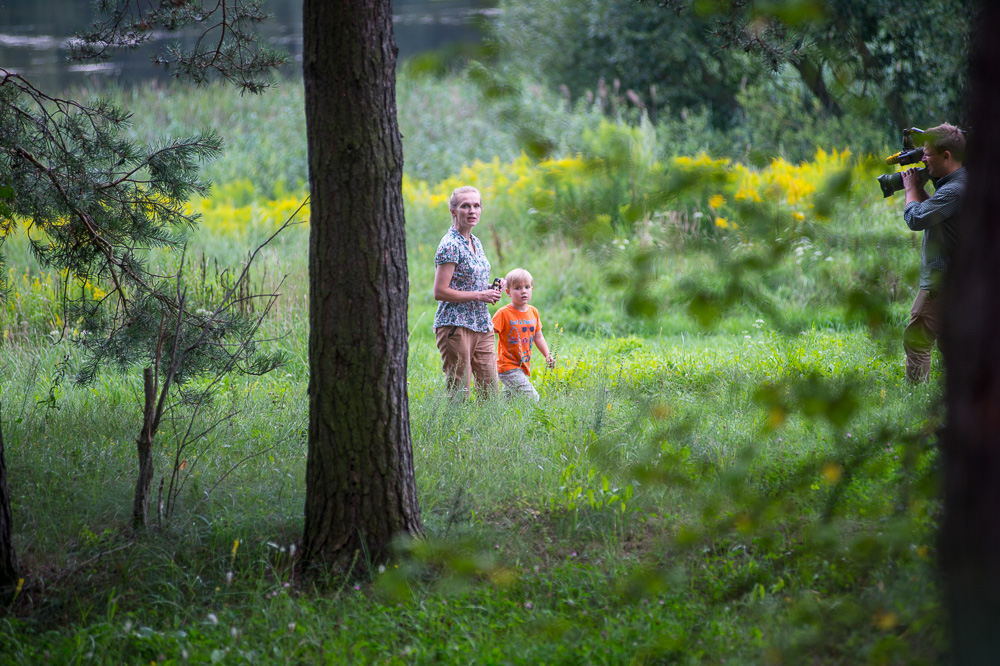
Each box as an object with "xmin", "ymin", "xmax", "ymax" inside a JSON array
[
  {"xmin": 132, "ymin": 366, "xmax": 157, "ymax": 529},
  {"xmin": 0, "ymin": 399, "xmax": 19, "ymax": 596},
  {"xmin": 301, "ymin": 0, "xmax": 424, "ymax": 572},
  {"xmin": 791, "ymin": 57, "xmax": 842, "ymax": 117},
  {"xmin": 941, "ymin": 4, "xmax": 1000, "ymax": 662}
]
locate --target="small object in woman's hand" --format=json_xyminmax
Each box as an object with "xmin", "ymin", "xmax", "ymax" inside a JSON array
[{"xmin": 490, "ymin": 278, "xmax": 502, "ymax": 291}]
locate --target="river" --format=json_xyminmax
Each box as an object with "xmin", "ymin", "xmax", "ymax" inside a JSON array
[{"xmin": 0, "ymin": 0, "xmax": 498, "ymax": 91}]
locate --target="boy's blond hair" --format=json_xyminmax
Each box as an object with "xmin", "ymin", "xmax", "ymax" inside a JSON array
[{"xmin": 505, "ymin": 268, "xmax": 533, "ymax": 288}]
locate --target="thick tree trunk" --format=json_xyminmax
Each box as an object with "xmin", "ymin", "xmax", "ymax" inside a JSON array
[
  {"xmin": 0, "ymin": 399, "xmax": 19, "ymax": 595},
  {"xmin": 132, "ymin": 367, "xmax": 157, "ymax": 529},
  {"xmin": 301, "ymin": 0, "xmax": 424, "ymax": 572},
  {"xmin": 941, "ymin": 5, "xmax": 1000, "ymax": 662},
  {"xmin": 791, "ymin": 57, "xmax": 842, "ymax": 117}
]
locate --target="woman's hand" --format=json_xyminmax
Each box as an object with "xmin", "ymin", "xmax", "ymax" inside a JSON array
[
  {"xmin": 434, "ymin": 263, "xmax": 503, "ymax": 304},
  {"xmin": 479, "ymin": 287, "xmax": 502, "ymax": 304}
]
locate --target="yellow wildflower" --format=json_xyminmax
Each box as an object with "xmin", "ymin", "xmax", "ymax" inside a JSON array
[
  {"xmin": 821, "ymin": 463, "xmax": 842, "ymax": 484},
  {"xmin": 734, "ymin": 188, "xmax": 762, "ymax": 203}
]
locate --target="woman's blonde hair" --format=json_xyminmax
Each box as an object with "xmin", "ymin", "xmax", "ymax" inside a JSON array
[{"xmin": 449, "ymin": 186, "xmax": 480, "ymax": 210}]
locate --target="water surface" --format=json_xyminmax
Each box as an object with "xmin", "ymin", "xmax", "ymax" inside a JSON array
[{"xmin": 0, "ymin": 0, "xmax": 497, "ymax": 91}]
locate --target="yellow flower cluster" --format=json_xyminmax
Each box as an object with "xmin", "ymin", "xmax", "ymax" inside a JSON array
[
  {"xmin": 2, "ymin": 265, "xmax": 116, "ymax": 342},
  {"xmin": 178, "ymin": 145, "xmax": 856, "ymax": 244},
  {"xmin": 691, "ymin": 147, "xmax": 854, "ymax": 224},
  {"xmin": 3, "ymin": 267, "xmax": 61, "ymax": 340},
  {"xmin": 734, "ymin": 148, "xmax": 851, "ymax": 207},
  {"xmin": 402, "ymin": 154, "xmax": 590, "ymax": 213},
  {"xmin": 672, "ymin": 153, "xmax": 732, "ymax": 170},
  {"xmin": 189, "ymin": 185, "xmax": 311, "ymax": 236}
]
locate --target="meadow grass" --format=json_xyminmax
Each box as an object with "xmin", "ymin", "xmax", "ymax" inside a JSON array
[
  {"xmin": 0, "ymin": 75, "xmax": 944, "ymax": 664},
  {"xmin": 0, "ymin": 324, "xmax": 941, "ymax": 664}
]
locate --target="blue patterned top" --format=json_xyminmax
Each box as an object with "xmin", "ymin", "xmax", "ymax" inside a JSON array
[{"xmin": 433, "ymin": 227, "xmax": 493, "ymax": 333}]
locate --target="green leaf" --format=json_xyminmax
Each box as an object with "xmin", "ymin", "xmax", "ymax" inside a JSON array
[
  {"xmin": 814, "ymin": 168, "xmax": 853, "ymax": 218},
  {"xmin": 687, "ymin": 293, "xmax": 721, "ymax": 327},
  {"xmin": 626, "ymin": 292, "xmax": 658, "ymax": 318},
  {"xmin": 758, "ymin": 0, "xmax": 829, "ymax": 26}
]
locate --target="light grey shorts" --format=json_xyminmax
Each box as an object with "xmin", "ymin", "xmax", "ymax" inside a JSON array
[{"xmin": 498, "ymin": 369, "xmax": 539, "ymax": 401}]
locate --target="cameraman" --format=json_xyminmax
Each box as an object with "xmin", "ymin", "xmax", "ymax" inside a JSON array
[{"xmin": 900, "ymin": 123, "xmax": 967, "ymax": 383}]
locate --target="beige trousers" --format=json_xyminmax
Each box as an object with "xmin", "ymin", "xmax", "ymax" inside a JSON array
[{"xmin": 435, "ymin": 326, "xmax": 499, "ymax": 398}]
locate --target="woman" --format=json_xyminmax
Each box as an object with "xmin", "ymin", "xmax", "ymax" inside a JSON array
[{"xmin": 432, "ymin": 186, "xmax": 504, "ymax": 397}]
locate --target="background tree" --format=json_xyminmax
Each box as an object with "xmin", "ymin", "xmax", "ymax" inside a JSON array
[
  {"xmin": 496, "ymin": 0, "xmax": 973, "ymax": 136},
  {"xmin": 495, "ymin": 0, "xmax": 746, "ymax": 127},
  {"xmin": 300, "ymin": 0, "xmax": 424, "ymax": 572},
  {"xmin": 683, "ymin": 0, "xmax": 976, "ymax": 129}
]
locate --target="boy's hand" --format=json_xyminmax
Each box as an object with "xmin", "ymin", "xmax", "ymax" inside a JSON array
[{"xmin": 545, "ymin": 353, "xmax": 555, "ymax": 368}]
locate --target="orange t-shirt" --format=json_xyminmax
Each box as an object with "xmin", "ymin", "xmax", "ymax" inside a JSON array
[{"xmin": 493, "ymin": 304, "xmax": 541, "ymax": 375}]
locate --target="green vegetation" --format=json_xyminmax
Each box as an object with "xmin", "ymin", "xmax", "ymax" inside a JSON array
[
  {"xmin": 0, "ymin": 72, "xmax": 944, "ymax": 663},
  {"xmin": 494, "ymin": 0, "xmax": 974, "ymax": 161}
]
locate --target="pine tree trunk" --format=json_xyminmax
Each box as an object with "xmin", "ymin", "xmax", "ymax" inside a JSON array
[
  {"xmin": 132, "ymin": 367, "xmax": 157, "ymax": 529},
  {"xmin": 0, "ymin": 399, "xmax": 19, "ymax": 595},
  {"xmin": 791, "ymin": 58, "xmax": 842, "ymax": 117},
  {"xmin": 941, "ymin": 5, "xmax": 1000, "ymax": 662},
  {"xmin": 301, "ymin": 0, "xmax": 424, "ymax": 572}
]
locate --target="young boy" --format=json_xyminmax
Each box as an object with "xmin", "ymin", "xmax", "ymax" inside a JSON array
[{"xmin": 492, "ymin": 268, "xmax": 554, "ymax": 400}]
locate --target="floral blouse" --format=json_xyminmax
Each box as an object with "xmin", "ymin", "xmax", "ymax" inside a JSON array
[{"xmin": 433, "ymin": 227, "xmax": 493, "ymax": 333}]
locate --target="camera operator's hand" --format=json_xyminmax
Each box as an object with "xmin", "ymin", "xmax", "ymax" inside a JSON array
[
  {"xmin": 902, "ymin": 167, "xmax": 929, "ymax": 204},
  {"xmin": 901, "ymin": 167, "xmax": 922, "ymax": 190}
]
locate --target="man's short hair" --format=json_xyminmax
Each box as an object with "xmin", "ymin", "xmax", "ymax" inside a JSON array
[
  {"xmin": 924, "ymin": 123, "xmax": 966, "ymax": 162},
  {"xmin": 505, "ymin": 268, "xmax": 533, "ymax": 288}
]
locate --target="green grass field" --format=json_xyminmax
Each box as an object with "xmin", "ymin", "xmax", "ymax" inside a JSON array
[{"xmin": 0, "ymin": 75, "xmax": 945, "ymax": 664}]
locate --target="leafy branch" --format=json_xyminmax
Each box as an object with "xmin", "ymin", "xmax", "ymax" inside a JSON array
[{"xmin": 71, "ymin": 0, "xmax": 288, "ymax": 93}]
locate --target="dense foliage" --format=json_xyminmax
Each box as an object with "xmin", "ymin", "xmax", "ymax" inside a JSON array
[
  {"xmin": 494, "ymin": 0, "xmax": 747, "ymax": 126},
  {"xmin": 494, "ymin": 0, "xmax": 974, "ymax": 161}
]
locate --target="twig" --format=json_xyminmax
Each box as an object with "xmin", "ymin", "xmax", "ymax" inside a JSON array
[{"xmin": 41, "ymin": 542, "xmax": 135, "ymax": 588}]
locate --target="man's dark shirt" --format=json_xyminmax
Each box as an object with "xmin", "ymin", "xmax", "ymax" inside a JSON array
[{"xmin": 903, "ymin": 166, "xmax": 967, "ymax": 291}]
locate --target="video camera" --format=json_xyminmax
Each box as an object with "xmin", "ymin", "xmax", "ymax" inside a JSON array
[{"xmin": 876, "ymin": 127, "xmax": 928, "ymax": 198}]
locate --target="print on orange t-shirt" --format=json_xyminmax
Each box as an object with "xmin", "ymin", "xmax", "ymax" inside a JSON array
[{"xmin": 492, "ymin": 304, "xmax": 541, "ymax": 376}]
